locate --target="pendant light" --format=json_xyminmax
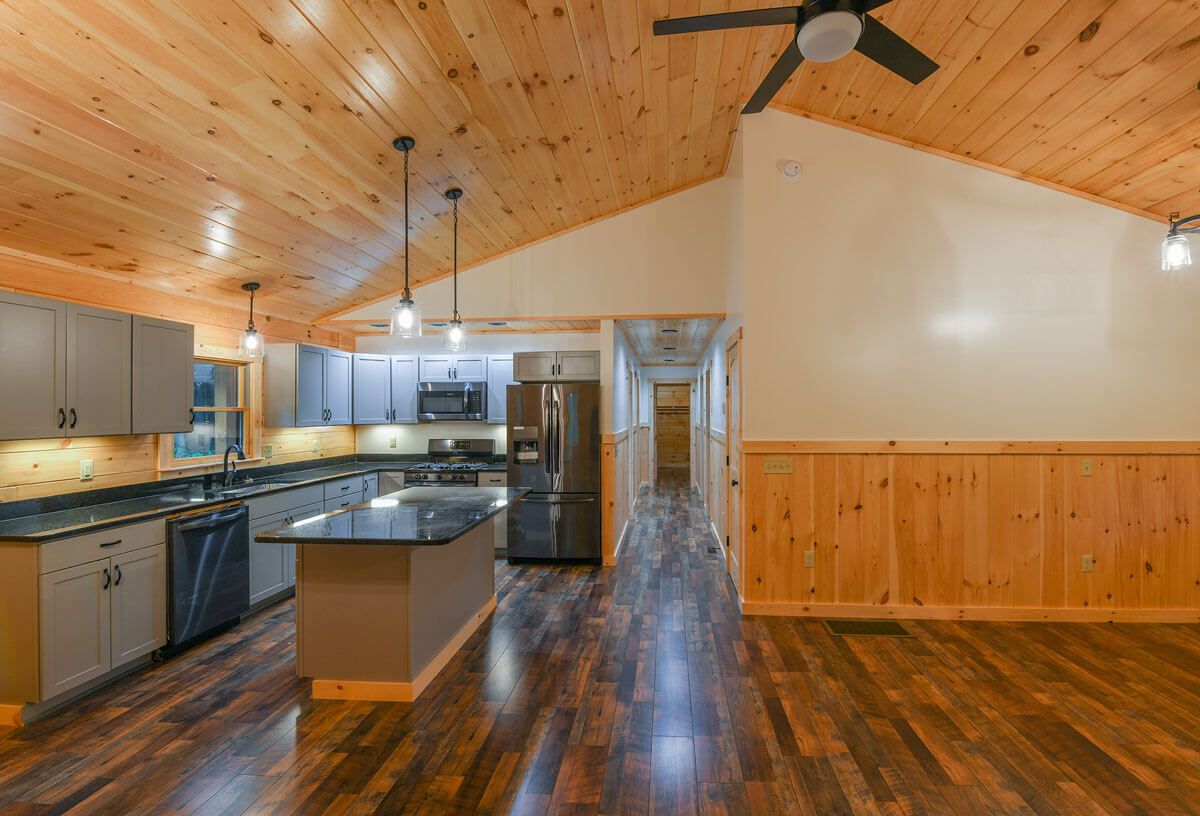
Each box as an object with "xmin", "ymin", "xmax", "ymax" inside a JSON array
[
  {"xmin": 390, "ymin": 135, "xmax": 421, "ymax": 337},
  {"xmin": 443, "ymin": 187, "xmax": 467, "ymax": 352},
  {"xmin": 1162, "ymin": 211, "xmax": 1197, "ymax": 272},
  {"xmin": 239, "ymin": 282, "xmax": 263, "ymax": 358}
]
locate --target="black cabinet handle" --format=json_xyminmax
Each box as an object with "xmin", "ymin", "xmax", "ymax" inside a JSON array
[
  {"xmin": 69, "ymin": 408, "xmax": 77, "ymax": 429},
  {"xmin": 189, "ymin": 408, "xmax": 196, "ymax": 425},
  {"xmin": 114, "ymin": 564, "xmax": 122, "ymax": 586},
  {"xmin": 57, "ymin": 408, "xmax": 66, "ymax": 429},
  {"xmin": 340, "ymin": 485, "xmax": 351, "ymax": 491},
  {"xmin": 100, "ymin": 539, "xmax": 122, "ymax": 548},
  {"xmin": 102, "ymin": 568, "xmax": 111, "ymax": 590}
]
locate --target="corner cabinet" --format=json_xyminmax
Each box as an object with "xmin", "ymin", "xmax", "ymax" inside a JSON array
[
  {"xmin": 486, "ymin": 355, "xmax": 514, "ymax": 425},
  {"xmin": 132, "ymin": 316, "xmax": 194, "ymax": 434},
  {"xmin": 266, "ymin": 343, "xmax": 354, "ymax": 427},
  {"xmin": 513, "ymin": 350, "xmax": 600, "ymax": 382}
]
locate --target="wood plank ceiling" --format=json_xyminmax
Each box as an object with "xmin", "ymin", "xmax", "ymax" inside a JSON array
[
  {"xmin": 619, "ymin": 317, "xmax": 723, "ymax": 365},
  {"xmin": 0, "ymin": 1, "xmax": 1195, "ymax": 328}
]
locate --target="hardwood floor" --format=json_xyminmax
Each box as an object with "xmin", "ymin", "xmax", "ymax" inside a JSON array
[{"xmin": 2, "ymin": 473, "xmax": 1200, "ymax": 815}]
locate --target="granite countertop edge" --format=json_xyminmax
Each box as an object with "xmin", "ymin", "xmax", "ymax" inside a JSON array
[
  {"xmin": 254, "ymin": 486, "xmax": 531, "ymax": 547},
  {"xmin": 0, "ymin": 459, "xmax": 511, "ymax": 543}
]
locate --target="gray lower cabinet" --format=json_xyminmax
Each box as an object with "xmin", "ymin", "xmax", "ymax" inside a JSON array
[
  {"xmin": 0, "ymin": 291, "xmax": 66, "ymax": 441},
  {"xmin": 132, "ymin": 316, "xmax": 194, "ymax": 434},
  {"xmin": 266, "ymin": 343, "xmax": 354, "ymax": 427},
  {"xmin": 247, "ymin": 486, "xmax": 323, "ymax": 608},
  {"xmin": 486, "ymin": 355, "xmax": 514, "ymax": 425},
  {"xmin": 362, "ymin": 473, "xmax": 379, "ymax": 501},
  {"xmin": 66, "ymin": 303, "xmax": 131, "ymax": 437},
  {"xmin": 38, "ymin": 536, "xmax": 166, "ymax": 702},
  {"xmin": 352, "ymin": 354, "xmax": 391, "ymax": 424},
  {"xmin": 480, "ymin": 471, "xmax": 508, "ymax": 552}
]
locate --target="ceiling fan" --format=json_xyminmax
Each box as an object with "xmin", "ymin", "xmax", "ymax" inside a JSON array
[{"xmin": 652, "ymin": 1, "xmax": 938, "ymax": 115}]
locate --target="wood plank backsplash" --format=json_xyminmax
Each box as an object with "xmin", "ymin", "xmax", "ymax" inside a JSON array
[{"xmin": 743, "ymin": 449, "xmax": 1200, "ymax": 619}]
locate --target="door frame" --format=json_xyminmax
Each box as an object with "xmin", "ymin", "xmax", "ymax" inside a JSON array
[
  {"xmin": 724, "ymin": 328, "xmax": 743, "ymax": 591},
  {"xmin": 650, "ymin": 378, "xmax": 693, "ymax": 484}
]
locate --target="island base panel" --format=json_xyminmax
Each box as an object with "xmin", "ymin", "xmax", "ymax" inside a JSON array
[{"xmin": 296, "ymin": 522, "xmax": 496, "ymax": 702}]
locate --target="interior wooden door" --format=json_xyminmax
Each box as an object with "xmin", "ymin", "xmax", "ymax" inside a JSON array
[{"xmin": 725, "ymin": 337, "xmax": 742, "ymax": 589}]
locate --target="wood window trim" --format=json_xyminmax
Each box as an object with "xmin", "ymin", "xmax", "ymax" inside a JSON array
[{"xmin": 157, "ymin": 354, "xmax": 263, "ymax": 472}]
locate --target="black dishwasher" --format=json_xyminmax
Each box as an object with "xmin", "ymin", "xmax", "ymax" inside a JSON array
[{"xmin": 166, "ymin": 503, "xmax": 250, "ymax": 648}]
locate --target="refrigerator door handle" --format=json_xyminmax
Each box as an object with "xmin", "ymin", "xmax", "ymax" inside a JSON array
[
  {"xmin": 552, "ymin": 398, "xmax": 561, "ymax": 480},
  {"xmin": 544, "ymin": 399, "xmax": 552, "ymax": 475},
  {"xmin": 523, "ymin": 495, "xmax": 597, "ymax": 504}
]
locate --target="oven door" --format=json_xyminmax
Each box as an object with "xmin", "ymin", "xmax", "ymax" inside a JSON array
[{"xmin": 418, "ymin": 383, "xmax": 469, "ymax": 421}]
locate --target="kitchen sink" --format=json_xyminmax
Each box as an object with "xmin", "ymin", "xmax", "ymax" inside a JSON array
[{"xmin": 218, "ymin": 482, "xmax": 290, "ymax": 498}]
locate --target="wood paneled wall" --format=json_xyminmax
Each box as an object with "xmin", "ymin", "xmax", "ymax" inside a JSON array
[
  {"xmin": 637, "ymin": 424, "xmax": 650, "ymax": 487},
  {"xmin": 0, "ymin": 258, "xmax": 354, "ymax": 502},
  {"xmin": 741, "ymin": 444, "xmax": 1200, "ymax": 622},
  {"xmin": 653, "ymin": 384, "xmax": 690, "ymax": 469},
  {"xmin": 601, "ymin": 430, "xmax": 635, "ymax": 567}
]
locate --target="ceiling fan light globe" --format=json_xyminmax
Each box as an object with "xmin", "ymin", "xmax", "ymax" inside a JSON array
[{"xmin": 796, "ymin": 11, "xmax": 863, "ymax": 63}]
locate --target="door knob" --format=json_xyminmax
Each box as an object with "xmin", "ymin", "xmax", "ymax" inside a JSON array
[{"xmin": 731, "ymin": 479, "xmax": 739, "ymax": 487}]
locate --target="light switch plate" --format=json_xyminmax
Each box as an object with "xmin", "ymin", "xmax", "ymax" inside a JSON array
[
  {"xmin": 1080, "ymin": 459, "xmax": 1093, "ymax": 477},
  {"xmin": 803, "ymin": 550, "xmax": 815, "ymax": 569},
  {"xmin": 262, "ymin": 444, "xmax": 273, "ymax": 459},
  {"xmin": 1082, "ymin": 554, "xmax": 1095, "ymax": 573},
  {"xmin": 311, "ymin": 440, "xmax": 319, "ymax": 453},
  {"xmin": 389, "ymin": 436, "xmax": 397, "ymax": 449},
  {"xmin": 764, "ymin": 456, "xmax": 793, "ymax": 475},
  {"xmin": 79, "ymin": 459, "xmax": 94, "ymax": 480}
]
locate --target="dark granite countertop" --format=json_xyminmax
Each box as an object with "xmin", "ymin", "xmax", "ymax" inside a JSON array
[
  {"xmin": 0, "ymin": 455, "xmax": 511, "ymax": 543},
  {"xmin": 255, "ymin": 486, "xmax": 529, "ymax": 546}
]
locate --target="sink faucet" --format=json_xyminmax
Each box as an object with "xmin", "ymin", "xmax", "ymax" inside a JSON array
[{"xmin": 222, "ymin": 444, "xmax": 246, "ymax": 487}]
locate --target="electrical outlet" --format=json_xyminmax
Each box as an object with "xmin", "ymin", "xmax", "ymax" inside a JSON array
[
  {"xmin": 262, "ymin": 444, "xmax": 273, "ymax": 459},
  {"xmin": 1080, "ymin": 459, "xmax": 1093, "ymax": 477},
  {"xmin": 389, "ymin": 436, "xmax": 397, "ymax": 449},
  {"xmin": 79, "ymin": 459, "xmax": 94, "ymax": 480},
  {"xmin": 311, "ymin": 440, "xmax": 320, "ymax": 453},
  {"xmin": 1082, "ymin": 554, "xmax": 1095, "ymax": 573},
  {"xmin": 803, "ymin": 550, "xmax": 815, "ymax": 569}
]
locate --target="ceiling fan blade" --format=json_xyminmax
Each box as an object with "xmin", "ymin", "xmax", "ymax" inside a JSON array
[
  {"xmin": 653, "ymin": 7, "xmax": 801, "ymax": 36},
  {"xmin": 742, "ymin": 37, "xmax": 804, "ymax": 114},
  {"xmin": 853, "ymin": 14, "xmax": 938, "ymax": 84}
]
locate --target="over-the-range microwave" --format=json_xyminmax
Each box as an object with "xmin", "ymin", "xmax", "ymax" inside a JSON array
[{"xmin": 417, "ymin": 381, "xmax": 486, "ymax": 421}]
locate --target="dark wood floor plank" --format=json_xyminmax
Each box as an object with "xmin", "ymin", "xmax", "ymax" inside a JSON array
[{"xmin": 2, "ymin": 473, "xmax": 1199, "ymax": 815}]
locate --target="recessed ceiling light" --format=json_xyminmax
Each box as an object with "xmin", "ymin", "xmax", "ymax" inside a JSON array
[
  {"xmin": 663, "ymin": 346, "xmax": 676, "ymax": 350},
  {"xmin": 368, "ymin": 322, "xmax": 389, "ymax": 328},
  {"xmin": 665, "ymin": 358, "xmax": 675, "ymax": 362},
  {"xmin": 661, "ymin": 328, "xmax": 679, "ymax": 334},
  {"xmin": 487, "ymin": 321, "xmax": 508, "ymax": 326},
  {"xmin": 430, "ymin": 322, "xmax": 447, "ymax": 327}
]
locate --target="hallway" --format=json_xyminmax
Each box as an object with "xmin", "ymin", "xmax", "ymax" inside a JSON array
[{"xmin": 2, "ymin": 475, "xmax": 1200, "ymax": 814}]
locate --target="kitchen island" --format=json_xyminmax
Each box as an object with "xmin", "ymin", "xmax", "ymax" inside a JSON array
[{"xmin": 256, "ymin": 485, "xmax": 528, "ymax": 703}]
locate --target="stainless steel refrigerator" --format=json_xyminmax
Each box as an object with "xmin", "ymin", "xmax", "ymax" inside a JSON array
[{"xmin": 507, "ymin": 382, "xmax": 601, "ymax": 561}]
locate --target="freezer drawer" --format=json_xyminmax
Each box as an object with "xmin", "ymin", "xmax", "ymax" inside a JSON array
[{"xmin": 507, "ymin": 493, "xmax": 600, "ymax": 561}]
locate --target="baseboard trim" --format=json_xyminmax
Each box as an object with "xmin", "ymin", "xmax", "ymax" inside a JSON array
[
  {"xmin": 0, "ymin": 704, "xmax": 23, "ymax": 727},
  {"xmin": 311, "ymin": 595, "xmax": 497, "ymax": 702},
  {"xmin": 740, "ymin": 601, "xmax": 1200, "ymax": 623}
]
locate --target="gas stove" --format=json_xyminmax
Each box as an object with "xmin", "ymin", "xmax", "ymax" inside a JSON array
[{"xmin": 403, "ymin": 439, "xmax": 495, "ymax": 488}]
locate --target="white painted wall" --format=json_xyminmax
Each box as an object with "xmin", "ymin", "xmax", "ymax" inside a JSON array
[
  {"xmin": 338, "ymin": 180, "xmax": 732, "ymax": 322},
  {"xmin": 739, "ymin": 110, "xmax": 1195, "ymax": 440}
]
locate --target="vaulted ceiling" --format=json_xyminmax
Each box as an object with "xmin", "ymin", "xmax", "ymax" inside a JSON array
[{"xmin": 0, "ymin": 1, "xmax": 1195, "ymax": 328}]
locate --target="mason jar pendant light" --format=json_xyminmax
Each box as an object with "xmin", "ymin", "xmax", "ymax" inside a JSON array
[
  {"xmin": 390, "ymin": 135, "xmax": 421, "ymax": 337},
  {"xmin": 239, "ymin": 282, "xmax": 263, "ymax": 358},
  {"xmin": 443, "ymin": 187, "xmax": 467, "ymax": 352},
  {"xmin": 1162, "ymin": 211, "xmax": 1197, "ymax": 272}
]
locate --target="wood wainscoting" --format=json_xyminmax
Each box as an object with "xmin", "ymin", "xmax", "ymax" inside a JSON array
[
  {"xmin": 601, "ymin": 428, "xmax": 635, "ymax": 566},
  {"xmin": 741, "ymin": 441, "xmax": 1200, "ymax": 622}
]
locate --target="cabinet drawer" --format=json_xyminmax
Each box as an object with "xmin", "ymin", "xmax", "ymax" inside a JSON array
[
  {"xmin": 480, "ymin": 472, "xmax": 508, "ymax": 486},
  {"xmin": 323, "ymin": 477, "xmax": 361, "ymax": 501},
  {"xmin": 246, "ymin": 484, "xmax": 325, "ymax": 521},
  {"xmin": 39, "ymin": 519, "xmax": 165, "ymax": 575},
  {"xmin": 324, "ymin": 494, "xmax": 361, "ymax": 514}
]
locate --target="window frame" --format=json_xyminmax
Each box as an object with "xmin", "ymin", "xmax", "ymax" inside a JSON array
[{"xmin": 158, "ymin": 355, "xmax": 261, "ymax": 471}]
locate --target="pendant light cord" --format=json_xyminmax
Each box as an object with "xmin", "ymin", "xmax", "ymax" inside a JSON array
[
  {"xmin": 248, "ymin": 286, "xmax": 255, "ymax": 329},
  {"xmin": 452, "ymin": 195, "xmax": 460, "ymax": 322},
  {"xmin": 403, "ymin": 148, "xmax": 411, "ymax": 300}
]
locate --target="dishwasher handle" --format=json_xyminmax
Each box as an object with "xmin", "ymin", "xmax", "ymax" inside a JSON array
[{"xmin": 176, "ymin": 507, "xmax": 247, "ymax": 532}]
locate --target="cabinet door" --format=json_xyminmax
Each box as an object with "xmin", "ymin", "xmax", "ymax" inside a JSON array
[
  {"xmin": 390, "ymin": 356, "xmax": 419, "ymax": 424},
  {"xmin": 111, "ymin": 544, "xmax": 166, "ymax": 667},
  {"xmin": 513, "ymin": 351, "xmax": 556, "ymax": 382},
  {"xmin": 352, "ymin": 353, "xmax": 391, "ymax": 424},
  {"xmin": 0, "ymin": 292, "xmax": 67, "ymax": 440},
  {"xmin": 132, "ymin": 316, "xmax": 194, "ymax": 434},
  {"xmin": 40, "ymin": 559, "xmax": 112, "ymax": 700},
  {"xmin": 453, "ymin": 355, "xmax": 487, "ymax": 382},
  {"xmin": 556, "ymin": 351, "xmax": 601, "ymax": 382},
  {"xmin": 249, "ymin": 513, "xmax": 290, "ymax": 606},
  {"xmin": 362, "ymin": 475, "xmax": 379, "ymax": 501},
  {"xmin": 486, "ymin": 356, "xmax": 514, "ymax": 425},
  {"xmin": 66, "ymin": 304, "xmax": 131, "ymax": 437},
  {"xmin": 296, "ymin": 345, "xmax": 327, "ymax": 427},
  {"xmin": 325, "ymin": 349, "xmax": 353, "ymax": 425},
  {"xmin": 419, "ymin": 355, "xmax": 454, "ymax": 382}
]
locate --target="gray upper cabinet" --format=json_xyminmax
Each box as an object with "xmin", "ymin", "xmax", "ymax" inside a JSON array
[
  {"xmin": 352, "ymin": 354, "xmax": 391, "ymax": 424},
  {"xmin": 0, "ymin": 292, "xmax": 67, "ymax": 441},
  {"xmin": 325, "ymin": 349, "xmax": 353, "ymax": 425},
  {"xmin": 486, "ymin": 355, "xmax": 514, "ymax": 425},
  {"xmin": 513, "ymin": 351, "xmax": 600, "ymax": 382},
  {"xmin": 131, "ymin": 316, "xmax": 193, "ymax": 434},
  {"xmin": 266, "ymin": 343, "xmax": 354, "ymax": 427},
  {"xmin": 390, "ymin": 356, "xmax": 419, "ymax": 424},
  {"xmin": 66, "ymin": 304, "xmax": 131, "ymax": 437},
  {"xmin": 419, "ymin": 354, "xmax": 486, "ymax": 382}
]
